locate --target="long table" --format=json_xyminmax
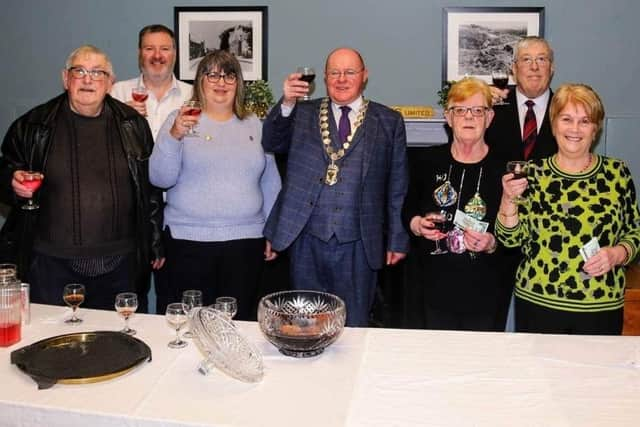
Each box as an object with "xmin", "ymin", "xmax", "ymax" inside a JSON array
[{"xmin": 2, "ymin": 304, "xmax": 640, "ymax": 426}]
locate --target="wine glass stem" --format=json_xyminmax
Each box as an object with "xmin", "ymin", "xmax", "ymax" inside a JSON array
[
  {"xmin": 72, "ymin": 306, "xmax": 77, "ymax": 321},
  {"xmin": 175, "ymin": 328, "xmax": 180, "ymax": 343},
  {"xmin": 125, "ymin": 317, "xmax": 130, "ymax": 331}
]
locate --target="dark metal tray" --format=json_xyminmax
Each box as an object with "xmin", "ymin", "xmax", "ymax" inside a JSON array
[{"xmin": 11, "ymin": 331, "xmax": 152, "ymax": 389}]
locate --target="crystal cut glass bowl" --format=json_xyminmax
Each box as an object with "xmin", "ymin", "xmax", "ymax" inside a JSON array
[
  {"xmin": 190, "ymin": 307, "xmax": 264, "ymax": 383},
  {"xmin": 258, "ymin": 290, "xmax": 346, "ymax": 358}
]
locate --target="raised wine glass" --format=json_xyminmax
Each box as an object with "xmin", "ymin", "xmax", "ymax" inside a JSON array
[
  {"xmin": 63, "ymin": 283, "xmax": 85, "ymax": 324},
  {"xmin": 215, "ymin": 296, "xmax": 238, "ymax": 320},
  {"xmin": 131, "ymin": 86, "xmax": 148, "ymax": 102},
  {"xmin": 21, "ymin": 171, "xmax": 44, "ymax": 210},
  {"xmin": 181, "ymin": 289, "xmax": 203, "ymax": 338},
  {"xmin": 506, "ymin": 161, "xmax": 529, "ymax": 204},
  {"xmin": 425, "ymin": 211, "xmax": 449, "ymax": 255},
  {"xmin": 296, "ymin": 66, "xmax": 316, "ymax": 101},
  {"xmin": 491, "ymin": 69, "xmax": 510, "ymax": 105},
  {"xmin": 183, "ymin": 100, "xmax": 202, "ymax": 137},
  {"xmin": 115, "ymin": 292, "xmax": 138, "ymax": 335},
  {"xmin": 165, "ymin": 302, "xmax": 188, "ymax": 349}
]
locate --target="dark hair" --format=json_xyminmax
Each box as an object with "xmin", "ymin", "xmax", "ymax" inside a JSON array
[
  {"xmin": 192, "ymin": 50, "xmax": 247, "ymax": 119},
  {"xmin": 138, "ymin": 24, "xmax": 175, "ymax": 49}
]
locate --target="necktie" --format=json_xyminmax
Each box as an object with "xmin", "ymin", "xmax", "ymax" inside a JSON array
[
  {"xmin": 338, "ymin": 106, "xmax": 352, "ymax": 143},
  {"xmin": 523, "ymin": 100, "xmax": 537, "ymax": 160}
]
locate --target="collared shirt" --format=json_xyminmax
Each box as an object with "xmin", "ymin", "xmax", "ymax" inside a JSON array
[
  {"xmin": 515, "ymin": 88, "xmax": 550, "ymax": 137},
  {"xmin": 280, "ymin": 96, "xmax": 364, "ymax": 133},
  {"xmin": 111, "ymin": 74, "xmax": 192, "ymax": 140}
]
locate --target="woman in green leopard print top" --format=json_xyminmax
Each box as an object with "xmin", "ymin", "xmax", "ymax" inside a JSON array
[{"xmin": 496, "ymin": 83, "xmax": 640, "ymax": 334}]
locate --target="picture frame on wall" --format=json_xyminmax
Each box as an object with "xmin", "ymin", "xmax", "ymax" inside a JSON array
[
  {"xmin": 174, "ymin": 6, "xmax": 268, "ymax": 82},
  {"xmin": 442, "ymin": 7, "xmax": 545, "ymax": 84}
]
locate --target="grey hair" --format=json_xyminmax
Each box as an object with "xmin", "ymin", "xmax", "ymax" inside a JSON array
[
  {"xmin": 64, "ymin": 45, "xmax": 114, "ymax": 76},
  {"xmin": 512, "ymin": 36, "xmax": 554, "ymax": 63}
]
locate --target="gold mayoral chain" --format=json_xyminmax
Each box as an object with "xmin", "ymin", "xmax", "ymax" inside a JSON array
[{"xmin": 319, "ymin": 97, "xmax": 370, "ymax": 186}]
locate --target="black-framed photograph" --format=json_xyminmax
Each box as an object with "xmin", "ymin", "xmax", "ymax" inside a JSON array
[
  {"xmin": 174, "ymin": 6, "xmax": 268, "ymax": 82},
  {"xmin": 442, "ymin": 7, "xmax": 544, "ymax": 84}
]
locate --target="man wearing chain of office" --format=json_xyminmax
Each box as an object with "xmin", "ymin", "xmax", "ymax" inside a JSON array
[{"xmin": 261, "ymin": 47, "xmax": 409, "ymax": 326}]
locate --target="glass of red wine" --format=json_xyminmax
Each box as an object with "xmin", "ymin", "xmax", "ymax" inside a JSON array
[
  {"xmin": 491, "ymin": 69, "xmax": 510, "ymax": 105},
  {"xmin": 296, "ymin": 66, "xmax": 315, "ymax": 101},
  {"xmin": 63, "ymin": 283, "xmax": 85, "ymax": 324},
  {"xmin": 425, "ymin": 211, "xmax": 449, "ymax": 255},
  {"xmin": 131, "ymin": 86, "xmax": 148, "ymax": 103},
  {"xmin": 506, "ymin": 161, "xmax": 529, "ymax": 204},
  {"xmin": 183, "ymin": 100, "xmax": 202, "ymax": 137},
  {"xmin": 21, "ymin": 171, "xmax": 44, "ymax": 210}
]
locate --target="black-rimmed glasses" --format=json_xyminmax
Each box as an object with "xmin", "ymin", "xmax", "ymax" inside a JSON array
[
  {"xmin": 205, "ymin": 72, "xmax": 237, "ymax": 84},
  {"xmin": 447, "ymin": 106, "xmax": 490, "ymax": 117},
  {"xmin": 67, "ymin": 67, "xmax": 110, "ymax": 81}
]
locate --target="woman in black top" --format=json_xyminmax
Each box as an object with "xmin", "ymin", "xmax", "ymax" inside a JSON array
[{"xmin": 402, "ymin": 78, "xmax": 513, "ymax": 331}]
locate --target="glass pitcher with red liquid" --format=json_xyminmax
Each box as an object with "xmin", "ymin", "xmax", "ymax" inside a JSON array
[{"xmin": 0, "ymin": 264, "xmax": 21, "ymax": 347}]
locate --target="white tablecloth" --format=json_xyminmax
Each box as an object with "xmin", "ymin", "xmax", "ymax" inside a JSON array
[{"xmin": 1, "ymin": 304, "xmax": 639, "ymax": 427}]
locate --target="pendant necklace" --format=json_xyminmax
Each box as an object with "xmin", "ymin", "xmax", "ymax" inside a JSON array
[
  {"xmin": 433, "ymin": 164, "xmax": 458, "ymax": 207},
  {"xmin": 464, "ymin": 166, "xmax": 487, "ymax": 220}
]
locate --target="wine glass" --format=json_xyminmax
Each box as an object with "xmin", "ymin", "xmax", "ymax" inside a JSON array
[
  {"xmin": 506, "ymin": 161, "xmax": 529, "ymax": 204},
  {"xmin": 491, "ymin": 68, "xmax": 510, "ymax": 105},
  {"xmin": 115, "ymin": 292, "xmax": 138, "ymax": 335},
  {"xmin": 63, "ymin": 283, "xmax": 85, "ymax": 324},
  {"xmin": 183, "ymin": 100, "xmax": 202, "ymax": 137},
  {"xmin": 21, "ymin": 171, "xmax": 44, "ymax": 210},
  {"xmin": 181, "ymin": 289, "xmax": 203, "ymax": 338},
  {"xmin": 215, "ymin": 296, "xmax": 238, "ymax": 320},
  {"xmin": 425, "ymin": 211, "xmax": 449, "ymax": 255},
  {"xmin": 296, "ymin": 66, "xmax": 316, "ymax": 101},
  {"xmin": 131, "ymin": 86, "xmax": 148, "ymax": 102},
  {"xmin": 165, "ymin": 302, "xmax": 188, "ymax": 348}
]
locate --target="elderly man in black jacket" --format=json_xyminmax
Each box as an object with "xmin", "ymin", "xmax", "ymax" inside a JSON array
[{"xmin": 0, "ymin": 45, "xmax": 163, "ymax": 311}]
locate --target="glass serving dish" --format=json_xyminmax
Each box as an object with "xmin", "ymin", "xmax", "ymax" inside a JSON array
[
  {"xmin": 190, "ymin": 307, "xmax": 263, "ymax": 383},
  {"xmin": 257, "ymin": 290, "xmax": 346, "ymax": 358}
]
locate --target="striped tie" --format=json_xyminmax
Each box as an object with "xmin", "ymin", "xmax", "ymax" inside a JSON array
[{"xmin": 523, "ymin": 100, "xmax": 537, "ymax": 160}]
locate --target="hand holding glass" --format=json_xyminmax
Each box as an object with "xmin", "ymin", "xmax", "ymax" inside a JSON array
[
  {"xmin": 296, "ymin": 67, "xmax": 316, "ymax": 101},
  {"xmin": 183, "ymin": 100, "xmax": 202, "ymax": 136},
  {"xmin": 115, "ymin": 292, "xmax": 138, "ymax": 335},
  {"xmin": 166, "ymin": 303, "xmax": 188, "ymax": 348},
  {"xmin": 181, "ymin": 290, "xmax": 203, "ymax": 338},
  {"xmin": 506, "ymin": 161, "xmax": 528, "ymax": 204},
  {"xmin": 425, "ymin": 211, "xmax": 448, "ymax": 255},
  {"xmin": 21, "ymin": 171, "xmax": 44, "ymax": 210},
  {"xmin": 63, "ymin": 283, "xmax": 85, "ymax": 324}
]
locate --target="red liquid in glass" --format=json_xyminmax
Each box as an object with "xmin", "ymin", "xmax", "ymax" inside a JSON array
[
  {"xmin": 22, "ymin": 177, "xmax": 43, "ymax": 192},
  {"xmin": 184, "ymin": 108, "xmax": 202, "ymax": 117},
  {"xmin": 132, "ymin": 93, "xmax": 149, "ymax": 102},
  {"xmin": 492, "ymin": 77, "xmax": 509, "ymax": 89},
  {"xmin": 299, "ymin": 74, "xmax": 316, "ymax": 84},
  {"xmin": 0, "ymin": 322, "xmax": 21, "ymax": 347}
]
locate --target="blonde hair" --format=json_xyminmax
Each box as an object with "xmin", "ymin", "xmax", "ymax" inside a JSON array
[
  {"xmin": 446, "ymin": 77, "xmax": 493, "ymax": 109},
  {"xmin": 550, "ymin": 83, "xmax": 605, "ymax": 133},
  {"xmin": 64, "ymin": 45, "xmax": 114, "ymax": 76}
]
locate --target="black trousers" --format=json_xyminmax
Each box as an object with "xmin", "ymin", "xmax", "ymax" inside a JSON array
[
  {"xmin": 163, "ymin": 232, "xmax": 265, "ymax": 321},
  {"xmin": 28, "ymin": 251, "xmax": 135, "ymax": 311},
  {"xmin": 515, "ymin": 297, "xmax": 623, "ymax": 335}
]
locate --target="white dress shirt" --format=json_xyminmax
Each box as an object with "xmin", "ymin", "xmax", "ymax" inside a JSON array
[
  {"xmin": 111, "ymin": 74, "xmax": 192, "ymax": 140},
  {"xmin": 515, "ymin": 88, "xmax": 550, "ymax": 137}
]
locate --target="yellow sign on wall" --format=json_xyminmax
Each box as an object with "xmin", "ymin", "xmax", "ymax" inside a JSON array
[{"xmin": 390, "ymin": 105, "xmax": 436, "ymax": 119}]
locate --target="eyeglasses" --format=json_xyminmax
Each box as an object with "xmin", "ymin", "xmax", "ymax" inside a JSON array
[
  {"xmin": 205, "ymin": 72, "xmax": 237, "ymax": 84},
  {"xmin": 326, "ymin": 69, "xmax": 364, "ymax": 80},
  {"xmin": 516, "ymin": 56, "xmax": 551, "ymax": 67},
  {"xmin": 67, "ymin": 67, "xmax": 111, "ymax": 81},
  {"xmin": 447, "ymin": 106, "xmax": 490, "ymax": 117}
]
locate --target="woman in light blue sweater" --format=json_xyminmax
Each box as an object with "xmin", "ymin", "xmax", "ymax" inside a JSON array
[{"xmin": 150, "ymin": 50, "xmax": 281, "ymax": 320}]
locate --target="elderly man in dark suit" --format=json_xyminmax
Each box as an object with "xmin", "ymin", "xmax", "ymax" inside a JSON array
[
  {"xmin": 262, "ymin": 47, "xmax": 409, "ymax": 326},
  {"xmin": 485, "ymin": 36, "xmax": 557, "ymax": 161}
]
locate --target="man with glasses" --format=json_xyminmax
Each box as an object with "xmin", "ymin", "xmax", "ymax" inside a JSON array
[
  {"xmin": 261, "ymin": 47, "xmax": 409, "ymax": 327},
  {"xmin": 0, "ymin": 45, "xmax": 163, "ymax": 311},
  {"xmin": 486, "ymin": 36, "xmax": 557, "ymax": 161}
]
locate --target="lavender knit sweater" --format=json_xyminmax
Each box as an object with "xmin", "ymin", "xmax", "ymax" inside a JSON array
[{"xmin": 150, "ymin": 111, "xmax": 281, "ymax": 242}]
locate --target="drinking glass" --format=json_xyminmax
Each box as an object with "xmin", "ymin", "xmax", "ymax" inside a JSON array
[
  {"xmin": 425, "ymin": 211, "xmax": 449, "ymax": 255},
  {"xmin": 183, "ymin": 100, "xmax": 202, "ymax": 136},
  {"xmin": 506, "ymin": 161, "xmax": 529, "ymax": 204},
  {"xmin": 165, "ymin": 303, "xmax": 188, "ymax": 348},
  {"xmin": 491, "ymin": 69, "xmax": 510, "ymax": 105},
  {"xmin": 63, "ymin": 283, "xmax": 85, "ymax": 324},
  {"xmin": 215, "ymin": 296, "xmax": 238, "ymax": 320},
  {"xmin": 296, "ymin": 67, "xmax": 316, "ymax": 101},
  {"xmin": 115, "ymin": 292, "xmax": 138, "ymax": 335},
  {"xmin": 131, "ymin": 86, "xmax": 148, "ymax": 102},
  {"xmin": 181, "ymin": 289, "xmax": 203, "ymax": 338},
  {"xmin": 21, "ymin": 171, "xmax": 44, "ymax": 210}
]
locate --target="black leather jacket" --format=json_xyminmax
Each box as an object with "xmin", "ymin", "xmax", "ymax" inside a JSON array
[{"xmin": 0, "ymin": 93, "xmax": 163, "ymax": 285}]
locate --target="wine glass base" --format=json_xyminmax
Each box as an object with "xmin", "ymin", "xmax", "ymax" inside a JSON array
[
  {"xmin": 494, "ymin": 101, "xmax": 510, "ymax": 106},
  {"xmin": 21, "ymin": 203, "xmax": 39, "ymax": 210},
  {"xmin": 430, "ymin": 249, "xmax": 448, "ymax": 255},
  {"xmin": 65, "ymin": 317, "xmax": 83, "ymax": 324},
  {"xmin": 168, "ymin": 339, "xmax": 187, "ymax": 349},
  {"xmin": 120, "ymin": 327, "xmax": 136, "ymax": 335}
]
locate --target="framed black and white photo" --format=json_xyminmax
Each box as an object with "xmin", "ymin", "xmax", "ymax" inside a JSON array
[
  {"xmin": 174, "ymin": 6, "xmax": 268, "ymax": 82},
  {"xmin": 443, "ymin": 7, "xmax": 544, "ymax": 84}
]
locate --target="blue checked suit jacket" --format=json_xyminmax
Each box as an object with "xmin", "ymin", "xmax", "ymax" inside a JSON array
[{"xmin": 262, "ymin": 98, "xmax": 410, "ymax": 270}]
